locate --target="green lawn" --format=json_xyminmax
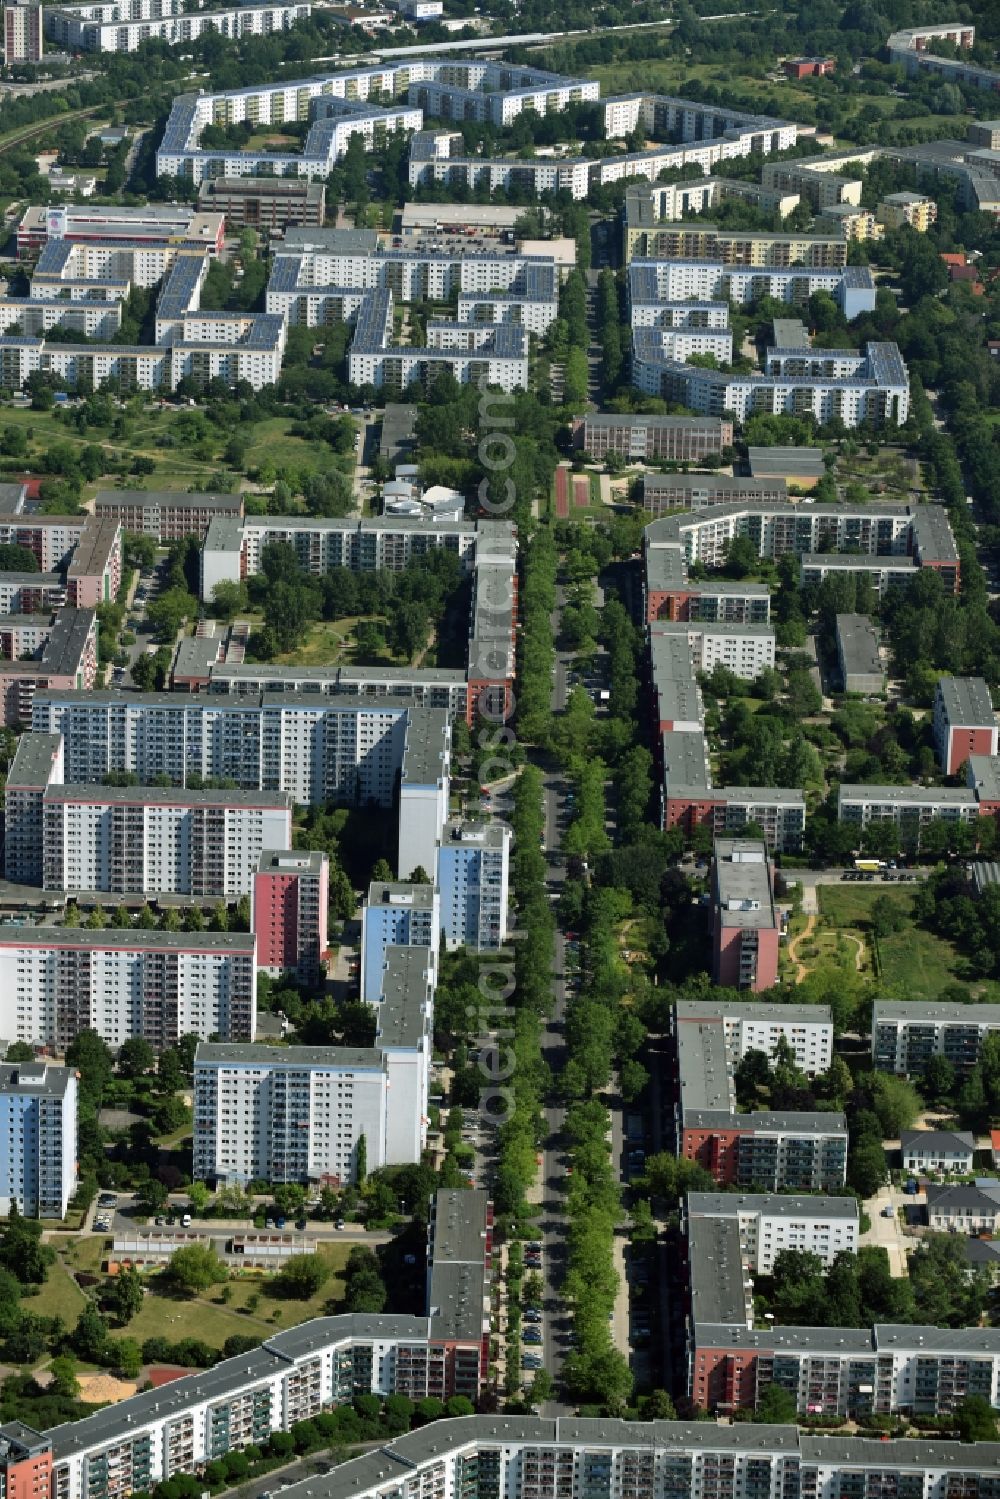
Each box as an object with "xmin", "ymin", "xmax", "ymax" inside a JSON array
[
  {"xmin": 0, "ymin": 406, "xmax": 355, "ymax": 494},
  {"xmin": 817, "ymin": 884, "xmax": 914, "ymax": 928},
  {"xmin": 818, "ymin": 883, "xmax": 1000, "ymax": 1001},
  {"xmin": 57, "ymin": 1236, "xmax": 353, "ymax": 1349}
]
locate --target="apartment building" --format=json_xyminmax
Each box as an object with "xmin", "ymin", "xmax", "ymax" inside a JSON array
[
  {"xmin": 45, "ymin": 0, "xmax": 309, "ymax": 51},
  {"xmin": 0, "ymin": 928, "xmax": 256, "ymax": 1052},
  {"xmin": 685, "ymin": 1190, "xmax": 858, "ymax": 1273},
  {"xmin": 836, "ymin": 783, "xmax": 980, "ymax": 842},
  {"xmin": 676, "ymin": 998, "xmax": 833, "ymax": 1075},
  {"xmin": 424, "ymin": 1188, "xmax": 492, "ymax": 1399},
  {"xmin": 156, "ymin": 60, "xmax": 594, "ymax": 185},
  {"xmin": 360, "ymin": 880, "xmax": 439, "ymax": 1003},
  {"xmin": 933, "ymin": 676, "xmax": 998, "ymax": 774},
  {"xmin": 65, "ymin": 519, "xmax": 121, "ymax": 608},
  {"xmin": 646, "ymin": 342, "xmax": 909, "ymax": 428},
  {"xmin": 4, "ymin": 4, "xmax": 42, "ymax": 62},
  {"xmin": 652, "ymin": 621, "xmax": 775, "ymax": 680},
  {"xmin": 761, "ymin": 158, "xmax": 862, "ymax": 210},
  {"xmin": 836, "ymin": 614, "xmax": 884, "ymax": 695},
  {"xmin": 672, "ymin": 1001, "xmax": 843, "ymax": 1190},
  {"xmin": 872, "ymin": 999, "xmax": 1000, "ymax": 1075},
  {"xmin": 0, "ymin": 607, "xmax": 97, "ymax": 727},
  {"xmin": 436, "ymin": 820, "xmax": 511, "ymax": 951},
  {"xmin": 0, "ymin": 1061, "xmax": 77, "ymax": 1218},
  {"xmin": 31, "ymin": 694, "xmax": 450, "ymax": 852},
  {"xmin": 4, "ymin": 731, "xmax": 64, "ymax": 885},
  {"xmin": 641, "ymin": 473, "xmax": 785, "ymax": 518},
  {"xmin": 252, "ymin": 849, "xmax": 329, "ymax": 984},
  {"xmin": 877, "ymin": 192, "xmax": 938, "ymax": 231},
  {"xmin": 0, "ymin": 574, "xmax": 64, "ymax": 615},
  {"xmin": 710, "ymin": 839, "xmax": 780, "ymax": 992},
  {"xmin": 194, "ymin": 949, "xmax": 432, "ymax": 1182},
  {"xmin": 626, "ymin": 258, "xmax": 875, "ymax": 316},
  {"xmin": 93, "ymin": 489, "xmax": 243, "ymax": 543},
  {"xmin": 201, "ymin": 512, "xmax": 485, "ymax": 598},
  {"xmin": 41, "ymin": 786, "xmax": 292, "ymax": 898}
]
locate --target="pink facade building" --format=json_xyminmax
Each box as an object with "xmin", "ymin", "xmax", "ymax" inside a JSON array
[
  {"xmin": 710, "ymin": 838, "xmax": 780, "ymax": 992},
  {"xmin": 933, "ymin": 676, "xmax": 998, "ymax": 775},
  {"xmin": 252, "ymin": 849, "xmax": 329, "ymax": 984},
  {"xmin": 66, "ymin": 518, "xmax": 122, "ymax": 608}
]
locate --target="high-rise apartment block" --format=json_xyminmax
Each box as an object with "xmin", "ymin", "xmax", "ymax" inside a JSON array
[
  {"xmin": 251, "ymin": 849, "xmax": 329, "ymax": 984},
  {"xmin": 43, "ymin": 787, "xmax": 292, "ymax": 898},
  {"xmin": 436, "ymin": 820, "xmax": 511, "ymax": 951},
  {"xmin": 0, "ymin": 1060, "xmax": 77, "ymax": 1218},
  {"xmin": 360, "ymin": 881, "xmax": 439, "ymax": 1003},
  {"xmin": 194, "ymin": 945, "xmax": 433, "ymax": 1183},
  {"xmin": 0, "ymin": 929, "xmax": 256, "ymax": 1052},
  {"xmin": 4, "ymin": 3, "xmax": 43, "ymax": 63}
]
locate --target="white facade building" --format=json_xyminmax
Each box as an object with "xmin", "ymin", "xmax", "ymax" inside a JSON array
[
  {"xmin": 194, "ymin": 946, "xmax": 433, "ymax": 1183},
  {"xmin": 46, "ymin": 0, "xmax": 309, "ymax": 51},
  {"xmin": 41, "ymin": 785, "xmax": 292, "ymax": 897},
  {"xmin": 651, "ymin": 621, "xmax": 775, "ymax": 680},
  {"xmin": 0, "ymin": 928, "xmax": 256, "ymax": 1052},
  {"xmin": 686, "ymin": 1191, "xmax": 859, "ymax": 1273}
]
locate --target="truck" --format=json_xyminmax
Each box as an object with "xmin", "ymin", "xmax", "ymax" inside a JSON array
[{"xmin": 854, "ymin": 859, "xmax": 886, "ymax": 873}]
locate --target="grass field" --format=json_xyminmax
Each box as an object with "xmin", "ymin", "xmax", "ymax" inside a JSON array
[
  {"xmin": 585, "ymin": 57, "xmax": 972, "ymax": 147},
  {"xmin": 0, "ymin": 406, "xmax": 356, "ymax": 494},
  {"xmin": 55, "ymin": 1236, "xmax": 353, "ymax": 1348},
  {"xmin": 818, "ymin": 884, "xmax": 1000, "ymax": 1001}
]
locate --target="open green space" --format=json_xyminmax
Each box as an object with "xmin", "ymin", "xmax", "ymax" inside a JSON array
[
  {"xmin": 585, "ymin": 58, "xmax": 972, "ymax": 147},
  {"xmin": 0, "ymin": 405, "xmax": 356, "ymax": 495},
  {"xmin": 818, "ymin": 884, "xmax": 1000, "ymax": 1001},
  {"xmin": 56, "ymin": 1236, "xmax": 353, "ymax": 1349}
]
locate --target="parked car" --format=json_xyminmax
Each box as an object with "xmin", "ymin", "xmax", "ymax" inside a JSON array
[
  {"xmin": 523, "ymin": 1330, "xmax": 543, "ymax": 1345},
  {"xmin": 524, "ymin": 1309, "xmax": 542, "ymax": 1322}
]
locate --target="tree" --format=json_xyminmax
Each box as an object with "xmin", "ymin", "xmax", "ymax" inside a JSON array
[
  {"xmin": 48, "ymin": 1355, "xmax": 79, "ymax": 1399},
  {"xmin": 106, "ymin": 1267, "xmax": 144, "ymax": 1325},
  {"xmin": 137, "ymin": 1179, "xmax": 169, "ymax": 1216},
  {"xmin": 869, "ymin": 895, "xmax": 907, "ymax": 939},
  {"xmin": 848, "ymin": 1140, "xmax": 888, "ymax": 1198},
  {"xmin": 921, "ymin": 1053, "xmax": 956, "ymax": 1104},
  {"xmin": 147, "ymin": 587, "xmax": 198, "ymax": 643},
  {"xmin": 72, "ymin": 1304, "xmax": 110, "ymax": 1362},
  {"xmin": 112, "ymin": 1337, "xmax": 143, "ymax": 1379},
  {"xmin": 755, "ymin": 1383, "xmax": 798, "ymax": 1422},
  {"xmin": 0, "ymin": 1212, "xmax": 54, "ymax": 1286},
  {"xmin": 356, "ymin": 1132, "xmax": 367, "ymax": 1185},
  {"xmin": 955, "ymin": 1394, "xmax": 998, "ymax": 1442},
  {"xmin": 162, "ymin": 1245, "xmax": 228, "ymax": 1295},
  {"xmin": 117, "ymin": 1038, "xmax": 155, "ymax": 1079},
  {"xmin": 274, "ymin": 1254, "xmax": 330, "ymax": 1300}
]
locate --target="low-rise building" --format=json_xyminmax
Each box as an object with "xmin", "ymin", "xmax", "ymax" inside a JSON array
[
  {"xmin": 836, "ymin": 613, "xmax": 884, "ymax": 695},
  {"xmin": 900, "ymin": 1128, "xmax": 976, "ymax": 1175}
]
